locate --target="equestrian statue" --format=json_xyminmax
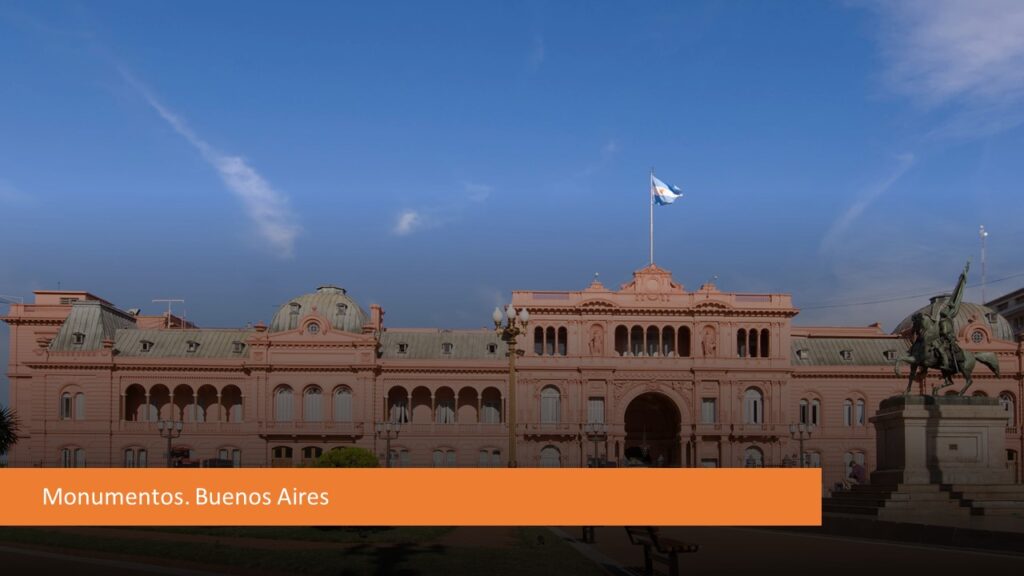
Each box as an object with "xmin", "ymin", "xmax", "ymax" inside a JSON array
[{"xmin": 894, "ymin": 261, "xmax": 1000, "ymax": 395}]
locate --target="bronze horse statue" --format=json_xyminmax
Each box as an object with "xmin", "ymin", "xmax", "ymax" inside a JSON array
[{"xmin": 894, "ymin": 312, "xmax": 1000, "ymax": 395}]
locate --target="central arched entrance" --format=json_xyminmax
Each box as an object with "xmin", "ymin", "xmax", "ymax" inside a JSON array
[{"xmin": 623, "ymin": 392, "xmax": 681, "ymax": 467}]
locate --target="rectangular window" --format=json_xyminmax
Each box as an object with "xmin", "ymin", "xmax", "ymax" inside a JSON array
[
  {"xmin": 60, "ymin": 395, "xmax": 72, "ymax": 420},
  {"xmin": 587, "ymin": 397, "xmax": 605, "ymax": 424},
  {"xmin": 124, "ymin": 449, "xmax": 135, "ymax": 468},
  {"xmin": 855, "ymin": 402, "xmax": 865, "ymax": 426},
  {"xmin": 701, "ymin": 398, "xmax": 717, "ymax": 424}
]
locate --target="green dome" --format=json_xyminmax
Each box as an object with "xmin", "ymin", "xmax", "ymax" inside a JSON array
[
  {"xmin": 270, "ymin": 285, "xmax": 368, "ymax": 333},
  {"xmin": 893, "ymin": 296, "xmax": 1014, "ymax": 342}
]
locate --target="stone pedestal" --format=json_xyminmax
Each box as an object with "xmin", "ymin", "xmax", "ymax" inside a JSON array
[{"xmin": 870, "ymin": 395, "xmax": 1012, "ymax": 486}]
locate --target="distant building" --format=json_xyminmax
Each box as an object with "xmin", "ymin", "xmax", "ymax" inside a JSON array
[
  {"xmin": 3, "ymin": 266, "xmax": 1022, "ymax": 491},
  {"xmin": 986, "ymin": 287, "xmax": 1024, "ymax": 341}
]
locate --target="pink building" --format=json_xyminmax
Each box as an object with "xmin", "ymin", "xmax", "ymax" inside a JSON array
[{"xmin": 3, "ymin": 265, "xmax": 1021, "ymax": 491}]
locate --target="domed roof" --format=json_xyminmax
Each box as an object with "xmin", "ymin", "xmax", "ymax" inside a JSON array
[
  {"xmin": 269, "ymin": 285, "xmax": 368, "ymax": 333},
  {"xmin": 893, "ymin": 295, "xmax": 1014, "ymax": 341}
]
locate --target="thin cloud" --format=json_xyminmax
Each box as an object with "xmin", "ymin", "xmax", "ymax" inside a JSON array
[
  {"xmin": 463, "ymin": 182, "xmax": 493, "ymax": 202},
  {"xmin": 391, "ymin": 181, "xmax": 493, "ymax": 237},
  {"xmin": 819, "ymin": 153, "xmax": 915, "ymax": 254},
  {"xmin": 121, "ymin": 70, "xmax": 301, "ymax": 258},
  {"xmin": 393, "ymin": 210, "xmax": 424, "ymax": 236},
  {"xmin": 866, "ymin": 0, "xmax": 1024, "ymax": 135}
]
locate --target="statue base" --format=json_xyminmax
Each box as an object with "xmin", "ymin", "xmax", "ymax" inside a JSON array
[{"xmin": 870, "ymin": 395, "xmax": 1012, "ymax": 486}]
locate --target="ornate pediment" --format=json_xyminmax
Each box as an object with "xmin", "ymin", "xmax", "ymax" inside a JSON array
[{"xmin": 618, "ymin": 264, "xmax": 685, "ymax": 295}]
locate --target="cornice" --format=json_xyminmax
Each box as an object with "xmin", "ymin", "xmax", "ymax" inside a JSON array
[{"xmin": 524, "ymin": 306, "xmax": 799, "ymax": 318}]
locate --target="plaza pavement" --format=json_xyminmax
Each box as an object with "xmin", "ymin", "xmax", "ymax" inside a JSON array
[{"xmin": 554, "ymin": 526, "xmax": 1024, "ymax": 575}]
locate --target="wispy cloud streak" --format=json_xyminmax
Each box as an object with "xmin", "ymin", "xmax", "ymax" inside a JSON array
[
  {"xmin": 873, "ymin": 0, "xmax": 1024, "ymax": 105},
  {"xmin": 866, "ymin": 1, "xmax": 1024, "ymax": 137},
  {"xmin": 819, "ymin": 153, "xmax": 915, "ymax": 253},
  {"xmin": 121, "ymin": 70, "xmax": 301, "ymax": 257}
]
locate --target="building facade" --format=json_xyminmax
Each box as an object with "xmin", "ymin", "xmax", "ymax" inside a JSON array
[
  {"xmin": 987, "ymin": 287, "xmax": 1024, "ymax": 341},
  {"xmin": 3, "ymin": 265, "xmax": 1022, "ymax": 491}
]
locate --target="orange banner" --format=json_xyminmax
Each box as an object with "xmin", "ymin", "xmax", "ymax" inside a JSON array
[{"xmin": 0, "ymin": 468, "xmax": 820, "ymax": 526}]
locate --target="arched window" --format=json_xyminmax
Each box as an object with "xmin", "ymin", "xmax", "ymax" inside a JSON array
[
  {"xmin": 124, "ymin": 447, "xmax": 147, "ymax": 468},
  {"xmin": 302, "ymin": 446, "xmax": 323, "ymax": 463},
  {"xmin": 615, "ymin": 326, "xmax": 628, "ymax": 356},
  {"xmin": 534, "ymin": 327, "xmax": 544, "ymax": 355},
  {"xmin": 545, "ymin": 327, "xmax": 556, "ymax": 356},
  {"xmin": 541, "ymin": 386, "xmax": 560, "ymax": 424},
  {"xmin": 557, "ymin": 327, "xmax": 568, "ymax": 356},
  {"xmin": 274, "ymin": 387, "xmax": 294, "ymax": 422},
  {"xmin": 646, "ymin": 326, "xmax": 659, "ymax": 356},
  {"xmin": 744, "ymin": 388, "xmax": 763, "ymax": 424},
  {"xmin": 799, "ymin": 399, "xmax": 809, "ymax": 424},
  {"xmin": 760, "ymin": 329, "xmax": 770, "ymax": 357},
  {"xmin": 333, "ymin": 387, "xmax": 353, "ymax": 422},
  {"xmin": 387, "ymin": 388, "xmax": 409, "ymax": 423},
  {"xmin": 749, "ymin": 329, "xmax": 758, "ymax": 358},
  {"xmin": 540, "ymin": 445, "xmax": 561, "ymax": 468},
  {"xmin": 60, "ymin": 392, "xmax": 73, "ymax": 420},
  {"xmin": 630, "ymin": 326, "xmax": 644, "ymax": 356},
  {"xmin": 855, "ymin": 399, "xmax": 866, "ymax": 426},
  {"xmin": 737, "ymin": 329, "xmax": 747, "ymax": 358},
  {"xmin": 272, "ymin": 446, "xmax": 293, "ymax": 467},
  {"xmin": 303, "ymin": 387, "xmax": 323, "ymax": 422},
  {"xmin": 222, "ymin": 385, "xmax": 243, "ymax": 423},
  {"xmin": 218, "ymin": 447, "xmax": 241, "ymax": 467},
  {"xmin": 436, "ymin": 388, "xmax": 456, "ymax": 424},
  {"xmin": 744, "ymin": 446, "xmax": 764, "ymax": 468},
  {"xmin": 999, "ymin": 393, "xmax": 1016, "ymax": 428},
  {"xmin": 432, "ymin": 449, "xmax": 456, "ymax": 467},
  {"xmin": 477, "ymin": 449, "xmax": 501, "ymax": 467},
  {"xmin": 678, "ymin": 326, "xmax": 691, "ymax": 357},
  {"xmin": 843, "ymin": 399, "xmax": 853, "ymax": 427},
  {"xmin": 811, "ymin": 399, "xmax": 820, "ymax": 426},
  {"xmin": 662, "ymin": 326, "xmax": 676, "ymax": 356},
  {"xmin": 61, "ymin": 447, "xmax": 86, "ymax": 468},
  {"xmin": 481, "ymin": 388, "xmax": 501, "ymax": 424}
]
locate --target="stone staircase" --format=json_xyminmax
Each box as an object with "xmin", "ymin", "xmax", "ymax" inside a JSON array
[
  {"xmin": 943, "ymin": 484, "xmax": 1024, "ymax": 517},
  {"xmin": 824, "ymin": 483, "xmax": 1024, "ymax": 523}
]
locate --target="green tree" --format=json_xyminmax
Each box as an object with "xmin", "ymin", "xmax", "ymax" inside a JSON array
[
  {"xmin": 314, "ymin": 446, "xmax": 379, "ymax": 468},
  {"xmin": 0, "ymin": 404, "xmax": 20, "ymax": 457}
]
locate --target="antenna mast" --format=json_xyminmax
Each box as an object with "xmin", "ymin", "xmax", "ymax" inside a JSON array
[{"xmin": 152, "ymin": 298, "xmax": 185, "ymax": 329}]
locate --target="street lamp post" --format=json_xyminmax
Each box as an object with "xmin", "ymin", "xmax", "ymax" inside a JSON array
[
  {"xmin": 156, "ymin": 420, "xmax": 183, "ymax": 468},
  {"xmin": 375, "ymin": 421, "xmax": 401, "ymax": 468},
  {"xmin": 583, "ymin": 423, "xmax": 609, "ymax": 468},
  {"xmin": 788, "ymin": 423, "xmax": 815, "ymax": 468},
  {"xmin": 493, "ymin": 304, "xmax": 529, "ymax": 468}
]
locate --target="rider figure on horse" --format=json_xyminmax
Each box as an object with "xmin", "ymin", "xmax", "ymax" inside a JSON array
[{"xmin": 929, "ymin": 261, "xmax": 969, "ymax": 372}]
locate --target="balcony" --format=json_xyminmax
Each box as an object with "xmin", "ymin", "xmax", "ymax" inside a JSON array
[
  {"xmin": 395, "ymin": 423, "xmax": 506, "ymax": 437},
  {"xmin": 259, "ymin": 421, "xmax": 365, "ymax": 437},
  {"xmin": 520, "ymin": 422, "xmax": 578, "ymax": 437}
]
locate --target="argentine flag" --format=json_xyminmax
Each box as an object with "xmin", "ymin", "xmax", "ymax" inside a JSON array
[{"xmin": 651, "ymin": 175, "xmax": 683, "ymax": 205}]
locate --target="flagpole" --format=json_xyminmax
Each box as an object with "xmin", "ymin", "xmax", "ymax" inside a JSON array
[{"xmin": 649, "ymin": 168, "xmax": 654, "ymax": 265}]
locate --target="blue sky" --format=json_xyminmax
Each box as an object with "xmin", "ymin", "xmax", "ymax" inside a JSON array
[{"xmin": 3, "ymin": 1, "xmax": 1024, "ymax": 402}]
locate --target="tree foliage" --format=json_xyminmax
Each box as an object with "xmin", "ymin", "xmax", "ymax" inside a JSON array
[
  {"xmin": 314, "ymin": 446, "xmax": 379, "ymax": 468},
  {"xmin": 0, "ymin": 405, "xmax": 20, "ymax": 455}
]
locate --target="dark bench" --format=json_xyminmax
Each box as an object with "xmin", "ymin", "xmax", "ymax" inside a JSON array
[{"xmin": 624, "ymin": 526, "xmax": 698, "ymax": 576}]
